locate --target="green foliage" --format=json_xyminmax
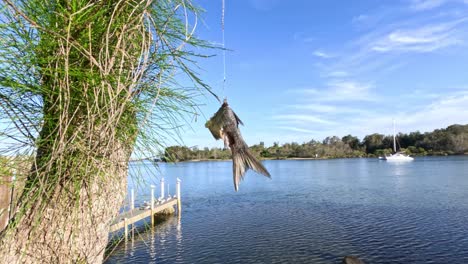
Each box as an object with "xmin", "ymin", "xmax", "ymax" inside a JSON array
[
  {"xmin": 362, "ymin": 133, "xmax": 385, "ymax": 154},
  {"xmin": 163, "ymin": 146, "xmax": 231, "ymax": 162},
  {"xmin": 0, "ymin": 158, "xmax": 10, "ymax": 183},
  {"xmin": 342, "ymin": 135, "xmax": 360, "ymax": 150}
]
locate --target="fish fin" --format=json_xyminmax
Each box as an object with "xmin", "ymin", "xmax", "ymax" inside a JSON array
[
  {"xmin": 208, "ymin": 124, "xmax": 223, "ymax": 140},
  {"xmin": 222, "ymin": 99, "xmax": 243, "ymax": 126},
  {"xmin": 232, "ymin": 149, "xmax": 271, "ymax": 191},
  {"xmin": 205, "ymin": 112, "xmax": 224, "ymax": 139},
  {"xmin": 233, "ymin": 111, "xmax": 244, "ymax": 126}
]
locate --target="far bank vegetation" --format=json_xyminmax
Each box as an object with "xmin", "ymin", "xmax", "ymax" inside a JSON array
[{"xmin": 164, "ymin": 124, "xmax": 468, "ymax": 161}]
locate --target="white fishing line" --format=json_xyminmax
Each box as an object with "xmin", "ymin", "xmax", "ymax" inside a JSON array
[{"xmin": 221, "ymin": 0, "xmax": 227, "ymax": 99}]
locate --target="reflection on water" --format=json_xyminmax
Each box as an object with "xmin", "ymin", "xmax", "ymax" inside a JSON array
[
  {"xmin": 106, "ymin": 157, "xmax": 468, "ymax": 264},
  {"xmin": 107, "ymin": 216, "xmax": 183, "ymax": 263},
  {"xmin": 387, "ymin": 161, "xmax": 408, "ymax": 176}
]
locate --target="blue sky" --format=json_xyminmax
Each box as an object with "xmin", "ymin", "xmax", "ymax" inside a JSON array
[
  {"xmin": 177, "ymin": 0, "xmax": 468, "ymax": 149},
  {"xmin": 2, "ymin": 0, "xmax": 468, "ymax": 153}
]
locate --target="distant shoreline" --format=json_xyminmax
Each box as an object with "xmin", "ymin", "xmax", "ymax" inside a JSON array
[
  {"xmin": 161, "ymin": 157, "xmax": 325, "ymax": 163},
  {"xmin": 158, "ymin": 153, "xmax": 467, "ymax": 163}
]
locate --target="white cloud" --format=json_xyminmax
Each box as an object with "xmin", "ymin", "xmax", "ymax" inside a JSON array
[
  {"xmin": 426, "ymin": 91, "xmax": 468, "ymax": 112},
  {"xmin": 287, "ymin": 104, "xmax": 338, "ymax": 113},
  {"xmin": 409, "ymin": 0, "xmax": 468, "ymax": 10},
  {"xmin": 272, "ymin": 81, "xmax": 378, "ymax": 138},
  {"xmin": 327, "ymin": 71, "xmax": 349, "ymax": 77},
  {"xmin": 330, "ymin": 81, "xmax": 370, "ymax": 95},
  {"xmin": 323, "ymin": 81, "xmax": 378, "ymax": 102},
  {"xmin": 371, "ymin": 20, "xmax": 466, "ymax": 53},
  {"xmin": 289, "ymin": 81, "xmax": 378, "ymax": 102},
  {"xmin": 335, "ymin": 91, "xmax": 468, "ymax": 138},
  {"xmin": 277, "ymin": 126, "xmax": 317, "ymax": 134},
  {"xmin": 410, "ymin": 0, "xmax": 450, "ymax": 10},
  {"xmin": 268, "ymin": 90, "xmax": 468, "ymax": 143},
  {"xmin": 313, "ymin": 50, "xmax": 333, "ymax": 58},
  {"xmin": 289, "ymin": 88, "xmax": 320, "ymax": 95},
  {"xmin": 287, "ymin": 103, "xmax": 371, "ymax": 115},
  {"xmin": 388, "ymin": 32, "xmax": 440, "ymax": 44},
  {"xmin": 273, "ymin": 114, "xmax": 335, "ymax": 125},
  {"xmin": 317, "ymin": 15, "xmax": 468, "ymax": 80}
]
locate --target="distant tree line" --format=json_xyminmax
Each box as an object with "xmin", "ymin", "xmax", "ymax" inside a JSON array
[{"xmin": 163, "ymin": 124, "xmax": 468, "ymax": 162}]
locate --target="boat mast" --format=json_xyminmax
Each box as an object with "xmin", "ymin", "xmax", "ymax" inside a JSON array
[{"xmin": 393, "ymin": 119, "xmax": 396, "ymax": 153}]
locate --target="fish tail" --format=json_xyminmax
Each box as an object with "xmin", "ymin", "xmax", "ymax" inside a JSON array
[{"xmin": 232, "ymin": 149, "xmax": 271, "ymax": 191}]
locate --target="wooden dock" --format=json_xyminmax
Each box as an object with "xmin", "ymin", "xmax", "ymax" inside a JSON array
[
  {"xmin": 109, "ymin": 178, "xmax": 181, "ymax": 237},
  {"xmin": 109, "ymin": 198, "xmax": 178, "ymax": 233}
]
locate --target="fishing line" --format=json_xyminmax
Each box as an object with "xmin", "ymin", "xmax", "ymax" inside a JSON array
[
  {"xmin": 221, "ymin": 0, "xmax": 227, "ymax": 99},
  {"xmin": 202, "ymin": 0, "xmax": 226, "ymax": 105}
]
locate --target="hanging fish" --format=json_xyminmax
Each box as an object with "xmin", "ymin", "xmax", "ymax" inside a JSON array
[{"xmin": 205, "ymin": 99, "xmax": 271, "ymax": 191}]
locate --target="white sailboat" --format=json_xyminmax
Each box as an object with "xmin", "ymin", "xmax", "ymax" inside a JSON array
[{"xmin": 383, "ymin": 120, "xmax": 414, "ymax": 162}]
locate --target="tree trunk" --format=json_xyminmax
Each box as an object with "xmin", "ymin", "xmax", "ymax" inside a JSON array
[
  {"xmin": 0, "ymin": 0, "xmax": 203, "ymax": 262},
  {"xmin": 0, "ymin": 140, "xmax": 132, "ymax": 263},
  {"xmin": 0, "ymin": 1, "xmax": 141, "ymax": 261}
]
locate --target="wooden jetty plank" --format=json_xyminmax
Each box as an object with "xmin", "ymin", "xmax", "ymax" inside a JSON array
[{"xmin": 109, "ymin": 198, "xmax": 178, "ymax": 233}]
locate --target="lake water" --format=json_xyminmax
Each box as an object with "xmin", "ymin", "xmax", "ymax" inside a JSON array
[{"xmin": 105, "ymin": 156, "xmax": 468, "ymax": 264}]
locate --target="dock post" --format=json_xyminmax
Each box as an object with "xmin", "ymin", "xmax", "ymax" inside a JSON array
[
  {"xmin": 130, "ymin": 189, "xmax": 135, "ymax": 211},
  {"xmin": 124, "ymin": 218, "xmax": 128, "ymax": 240},
  {"xmin": 160, "ymin": 178, "xmax": 165, "ymax": 199},
  {"xmin": 150, "ymin": 185, "xmax": 155, "ymax": 226},
  {"xmin": 176, "ymin": 178, "xmax": 181, "ymax": 215}
]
